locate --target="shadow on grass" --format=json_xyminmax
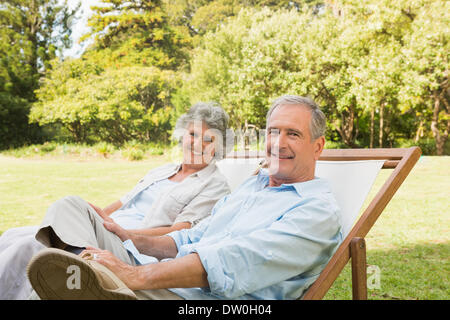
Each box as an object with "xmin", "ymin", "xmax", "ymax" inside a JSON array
[{"xmin": 323, "ymin": 242, "xmax": 449, "ymax": 300}]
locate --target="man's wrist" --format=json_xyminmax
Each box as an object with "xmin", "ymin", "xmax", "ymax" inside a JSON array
[{"xmin": 129, "ymin": 264, "xmax": 154, "ymax": 291}]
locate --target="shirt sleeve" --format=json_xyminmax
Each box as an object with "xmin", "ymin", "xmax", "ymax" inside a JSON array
[
  {"xmin": 191, "ymin": 198, "xmax": 342, "ymax": 298},
  {"xmin": 173, "ymin": 179, "xmax": 230, "ymax": 227}
]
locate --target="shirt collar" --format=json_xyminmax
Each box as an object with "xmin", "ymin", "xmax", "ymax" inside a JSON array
[
  {"xmin": 256, "ymin": 169, "xmax": 331, "ymax": 197},
  {"xmin": 175, "ymin": 159, "xmax": 218, "ymax": 181}
]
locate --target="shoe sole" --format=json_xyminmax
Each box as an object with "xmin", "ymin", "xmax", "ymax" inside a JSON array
[{"xmin": 27, "ymin": 248, "xmax": 136, "ymax": 300}]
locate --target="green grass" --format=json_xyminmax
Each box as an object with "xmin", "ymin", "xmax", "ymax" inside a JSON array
[
  {"xmin": 0, "ymin": 155, "xmax": 171, "ymax": 230},
  {"xmin": 0, "ymin": 154, "xmax": 448, "ymax": 299}
]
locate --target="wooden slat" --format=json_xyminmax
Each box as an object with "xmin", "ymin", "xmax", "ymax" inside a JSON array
[
  {"xmin": 320, "ymin": 148, "xmax": 406, "ymax": 160},
  {"xmin": 382, "ymin": 160, "xmax": 399, "ymax": 169}
]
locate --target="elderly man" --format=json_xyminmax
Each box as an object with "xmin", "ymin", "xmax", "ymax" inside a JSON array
[{"xmin": 28, "ymin": 95, "xmax": 342, "ymax": 300}]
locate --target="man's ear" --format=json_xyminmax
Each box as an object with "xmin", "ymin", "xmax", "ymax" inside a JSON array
[{"xmin": 314, "ymin": 136, "xmax": 325, "ymax": 160}]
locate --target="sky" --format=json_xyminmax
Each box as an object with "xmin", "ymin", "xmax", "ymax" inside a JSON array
[{"xmin": 63, "ymin": 0, "xmax": 101, "ymax": 57}]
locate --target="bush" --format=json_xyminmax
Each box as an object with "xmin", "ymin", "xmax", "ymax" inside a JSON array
[
  {"xmin": 39, "ymin": 141, "xmax": 57, "ymax": 153},
  {"xmin": 94, "ymin": 142, "xmax": 115, "ymax": 158},
  {"xmin": 121, "ymin": 147, "xmax": 145, "ymax": 161},
  {"xmin": 324, "ymin": 141, "xmax": 351, "ymax": 149},
  {"xmin": 121, "ymin": 140, "xmax": 147, "ymax": 161},
  {"xmin": 394, "ymin": 138, "xmax": 447, "ymax": 155}
]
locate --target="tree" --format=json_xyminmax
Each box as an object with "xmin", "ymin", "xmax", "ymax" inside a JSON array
[
  {"xmin": 79, "ymin": 0, "xmax": 190, "ymax": 70},
  {"xmin": 0, "ymin": 0, "xmax": 78, "ymax": 149},
  {"xmin": 399, "ymin": 0, "xmax": 449, "ymax": 155},
  {"xmin": 30, "ymin": 60, "xmax": 179, "ymax": 144},
  {"xmin": 186, "ymin": 7, "xmax": 388, "ymax": 146},
  {"xmin": 187, "ymin": 1, "xmax": 448, "ymax": 151},
  {"xmin": 30, "ymin": 0, "xmax": 192, "ymax": 144},
  {"xmin": 162, "ymin": 0, "xmax": 320, "ymax": 40}
]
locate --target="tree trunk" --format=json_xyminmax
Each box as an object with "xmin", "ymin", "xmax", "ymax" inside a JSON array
[
  {"xmin": 415, "ymin": 119, "xmax": 424, "ymax": 143},
  {"xmin": 370, "ymin": 107, "xmax": 375, "ymax": 148},
  {"xmin": 379, "ymin": 102, "xmax": 384, "ymax": 148},
  {"xmin": 334, "ymin": 106, "xmax": 357, "ymax": 147},
  {"xmin": 431, "ymin": 91, "xmax": 449, "ymax": 155}
]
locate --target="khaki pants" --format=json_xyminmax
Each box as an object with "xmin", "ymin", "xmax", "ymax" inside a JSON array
[{"xmin": 34, "ymin": 195, "xmax": 183, "ymax": 300}]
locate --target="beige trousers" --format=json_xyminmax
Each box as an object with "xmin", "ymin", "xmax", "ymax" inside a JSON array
[{"xmin": 33, "ymin": 195, "xmax": 183, "ymax": 300}]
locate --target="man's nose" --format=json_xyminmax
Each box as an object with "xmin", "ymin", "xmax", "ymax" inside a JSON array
[{"xmin": 273, "ymin": 131, "xmax": 288, "ymax": 149}]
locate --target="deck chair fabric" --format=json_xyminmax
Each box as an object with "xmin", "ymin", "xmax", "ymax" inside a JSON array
[
  {"xmin": 218, "ymin": 147, "xmax": 421, "ymax": 300},
  {"xmin": 216, "ymin": 158, "xmax": 264, "ymax": 191},
  {"xmin": 315, "ymin": 160, "xmax": 384, "ymax": 237}
]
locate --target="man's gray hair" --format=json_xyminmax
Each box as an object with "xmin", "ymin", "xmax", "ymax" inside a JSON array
[
  {"xmin": 266, "ymin": 95, "xmax": 326, "ymax": 140},
  {"xmin": 174, "ymin": 102, "xmax": 233, "ymax": 159}
]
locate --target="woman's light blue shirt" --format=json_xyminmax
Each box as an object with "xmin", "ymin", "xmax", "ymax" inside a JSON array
[
  {"xmin": 110, "ymin": 178, "xmax": 178, "ymax": 264},
  {"xmin": 110, "ymin": 178, "xmax": 178, "ymax": 230}
]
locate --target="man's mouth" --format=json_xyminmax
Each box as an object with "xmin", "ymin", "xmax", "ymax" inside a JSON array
[{"xmin": 270, "ymin": 153, "xmax": 294, "ymax": 159}]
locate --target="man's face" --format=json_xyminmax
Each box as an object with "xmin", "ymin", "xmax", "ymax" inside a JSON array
[{"xmin": 266, "ymin": 104, "xmax": 325, "ymax": 184}]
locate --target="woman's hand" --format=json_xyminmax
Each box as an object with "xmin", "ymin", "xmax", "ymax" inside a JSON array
[
  {"xmin": 88, "ymin": 202, "xmax": 114, "ymax": 223},
  {"xmin": 103, "ymin": 220, "xmax": 131, "ymax": 242}
]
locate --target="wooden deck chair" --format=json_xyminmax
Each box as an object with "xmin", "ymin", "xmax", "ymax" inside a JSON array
[{"xmin": 217, "ymin": 147, "xmax": 421, "ymax": 300}]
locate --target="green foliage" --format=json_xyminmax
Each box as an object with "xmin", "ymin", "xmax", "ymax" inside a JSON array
[
  {"xmin": 94, "ymin": 142, "xmax": 116, "ymax": 158},
  {"xmin": 394, "ymin": 138, "xmax": 450, "ymax": 155},
  {"xmin": 0, "ymin": 141, "xmax": 171, "ymax": 159},
  {"xmin": 2, "ymin": 0, "xmax": 448, "ymax": 152},
  {"xmin": 121, "ymin": 141, "xmax": 146, "ymax": 161},
  {"xmin": 0, "ymin": 0, "xmax": 78, "ymax": 149},
  {"xmin": 187, "ymin": 1, "xmax": 449, "ymax": 150},
  {"xmin": 28, "ymin": 0, "xmax": 191, "ymax": 146},
  {"xmin": 81, "ymin": 0, "xmax": 190, "ymax": 70},
  {"xmin": 397, "ymin": 0, "xmax": 449, "ymax": 155},
  {"xmin": 162, "ymin": 0, "xmax": 318, "ymax": 38},
  {"xmin": 31, "ymin": 62, "xmax": 180, "ymax": 145}
]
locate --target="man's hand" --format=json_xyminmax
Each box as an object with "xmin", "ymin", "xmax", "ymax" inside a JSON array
[
  {"xmin": 82, "ymin": 247, "xmax": 208, "ymax": 291},
  {"xmin": 88, "ymin": 202, "xmax": 114, "ymax": 223},
  {"xmin": 82, "ymin": 247, "xmax": 142, "ymax": 290},
  {"xmin": 103, "ymin": 220, "xmax": 131, "ymax": 242}
]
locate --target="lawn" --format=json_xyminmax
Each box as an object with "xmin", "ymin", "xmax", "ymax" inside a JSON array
[{"xmin": 0, "ymin": 154, "xmax": 448, "ymax": 300}]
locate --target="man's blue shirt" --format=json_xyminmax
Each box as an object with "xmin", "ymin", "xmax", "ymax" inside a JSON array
[{"xmin": 168, "ymin": 169, "xmax": 342, "ymax": 300}]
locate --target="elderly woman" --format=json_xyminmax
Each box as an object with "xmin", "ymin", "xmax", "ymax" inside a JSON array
[{"xmin": 0, "ymin": 102, "xmax": 232, "ymax": 299}]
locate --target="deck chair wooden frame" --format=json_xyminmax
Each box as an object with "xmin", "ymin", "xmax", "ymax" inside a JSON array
[{"xmin": 226, "ymin": 147, "xmax": 422, "ymax": 300}]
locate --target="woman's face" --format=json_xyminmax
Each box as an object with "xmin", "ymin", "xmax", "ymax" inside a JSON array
[{"xmin": 182, "ymin": 121, "xmax": 216, "ymax": 166}]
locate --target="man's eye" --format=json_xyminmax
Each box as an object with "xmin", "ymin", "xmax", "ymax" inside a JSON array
[
  {"xmin": 269, "ymin": 129, "xmax": 279, "ymax": 135},
  {"xmin": 203, "ymin": 136, "xmax": 213, "ymax": 143}
]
